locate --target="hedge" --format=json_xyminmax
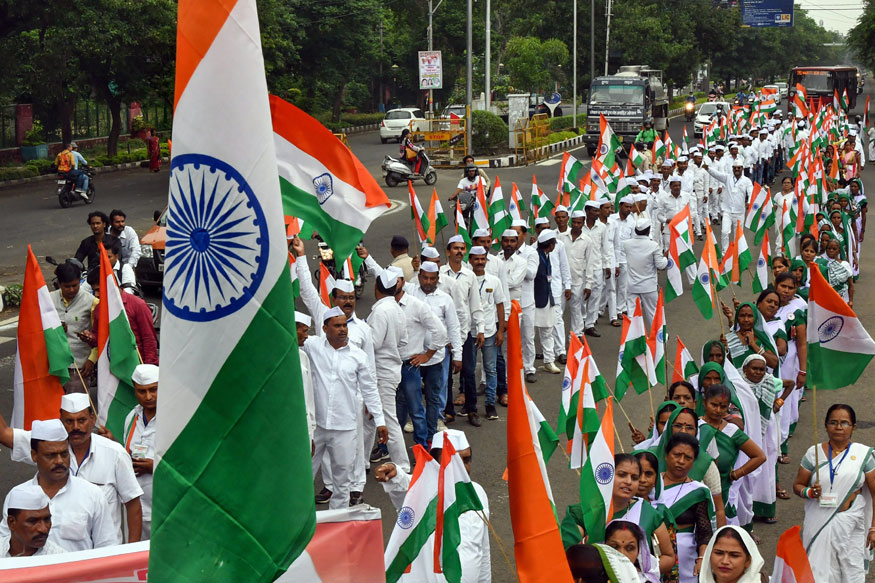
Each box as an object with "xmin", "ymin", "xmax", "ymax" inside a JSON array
[
  {"xmin": 549, "ymin": 131, "xmax": 579, "ymax": 144},
  {"xmin": 549, "ymin": 115, "xmax": 585, "ymax": 131},
  {"xmin": 0, "ymin": 166, "xmax": 39, "ymax": 181},
  {"xmin": 315, "ymin": 112, "xmax": 386, "ymax": 132}
]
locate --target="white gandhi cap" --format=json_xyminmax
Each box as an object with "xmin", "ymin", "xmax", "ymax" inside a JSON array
[
  {"xmin": 60, "ymin": 393, "xmax": 91, "ymax": 413},
  {"xmin": 294, "ymin": 311, "xmax": 313, "ymax": 328},
  {"xmin": 131, "ymin": 364, "xmax": 159, "ymax": 386},
  {"xmin": 431, "ymin": 428, "xmax": 470, "ymax": 451},
  {"xmin": 333, "ymin": 279, "xmax": 355, "ymax": 293},
  {"xmin": 31, "ymin": 419, "xmax": 68, "ymax": 442},
  {"xmin": 421, "ymin": 246, "xmax": 440, "ymax": 259},
  {"xmin": 322, "ymin": 306, "xmax": 345, "ymax": 322},
  {"xmin": 419, "ymin": 261, "xmax": 439, "ymax": 273},
  {"xmin": 7, "ymin": 485, "xmax": 50, "ymax": 511}
]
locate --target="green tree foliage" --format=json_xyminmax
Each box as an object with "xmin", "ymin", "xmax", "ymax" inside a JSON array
[
  {"xmin": 848, "ymin": 0, "xmax": 875, "ymax": 74},
  {"xmin": 505, "ymin": 37, "xmax": 570, "ymax": 93},
  {"xmin": 471, "ymin": 110, "xmax": 508, "ymax": 153}
]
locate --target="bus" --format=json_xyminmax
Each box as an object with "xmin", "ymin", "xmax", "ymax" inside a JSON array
[{"xmin": 788, "ymin": 66, "xmax": 858, "ymax": 111}]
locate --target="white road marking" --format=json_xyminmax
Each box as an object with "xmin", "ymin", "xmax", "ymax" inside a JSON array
[
  {"xmin": 0, "ymin": 337, "xmax": 13, "ymax": 345},
  {"xmin": 382, "ymin": 199, "xmax": 409, "ymax": 216},
  {"xmin": 536, "ymin": 159, "xmax": 562, "ymax": 167}
]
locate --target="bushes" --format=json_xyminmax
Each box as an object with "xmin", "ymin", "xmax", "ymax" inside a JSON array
[
  {"xmin": 0, "ymin": 166, "xmax": 38, "ymax": 181},
  {"xmin": 550, "ymin": 115, "xmax": 583, "ymax": 131},
  {"xmin": 315, "ymin": 112, "xmax": 386, "ymax": 132},
  {"xmin": 548, "ymin": 131, "xmax": 578, "ymax": 144},
  {"xmin": 471, "ymin": 110, "xmax": 509, "ymax": 154},
  {"xmin": 25, "ymin": 159, "xmax": 55, "ymax": 175}
]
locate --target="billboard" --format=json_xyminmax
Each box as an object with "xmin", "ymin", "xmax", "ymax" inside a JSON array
[
  {"xmin": 418, "ymin": 51, "xmax": 443, "ymax": 90},
  {"xmin": 741, "ymin": 0, "xmax": 793, "ymax": 27}
]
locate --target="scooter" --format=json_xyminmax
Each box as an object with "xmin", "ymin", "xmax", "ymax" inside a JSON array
[
  {"xmin": 311, "ymin": 235, "xmax": 365, "ymax": 299},
  {"xmin": 684, "ymin": 101, "xmax": 695, "ymax": 122},
  {"xmin": 57, "ymin": 167, "xmax": 95, "ymax": 208},
  {"xmin": 381, "ymin": 150, "xmax": 437, "ymax": 187}
]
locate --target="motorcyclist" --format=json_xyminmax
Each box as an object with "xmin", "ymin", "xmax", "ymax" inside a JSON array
[
  {"xmin": 685, "ymin": 91, "xmax": 696, "ymax": 104},
  {"xmin": 708, "ymin": 88, "xmax": 717, "ymax": 102},
  {"xmin": 634, "ymin": 121, "xmax": 658, "ymax": 146},
  {"xmin": 70, "ymin": 142, "xmax": 90, "ymax": 197},
  {"xmin": 462, "ymin": 154, "xmax": 490, "ymax": 194},
  {"xmin": 399, "ymin": 129, "xmax": 424, "ymax": 175},
  {"xmin": 685, "ymin": 92, "xmax": 696, "ymax": 121},
  {"xmin": 449, "ymin": 164, "xmax": 483, "ymax": 225}
]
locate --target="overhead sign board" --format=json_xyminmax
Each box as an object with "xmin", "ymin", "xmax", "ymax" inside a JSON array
[
  {"xmin": 418, "ymin": 51, "xmax": 442, "ymax": 90},
  {"xmin": 741, "ymin": 0, "xmax": 793, "ymax": 28}
]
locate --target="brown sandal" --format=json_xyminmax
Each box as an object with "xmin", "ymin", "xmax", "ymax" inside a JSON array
[
  {"xmin": 776, "ymin": 488, "xmax": 791, "ymax": 500},
  {"xmin": 778, "ymin": 454, "xmax": 790, "ymax": 465},
  {"xmin": 611, "ymin": 319, "xmax": 622, "ymax": 327}
]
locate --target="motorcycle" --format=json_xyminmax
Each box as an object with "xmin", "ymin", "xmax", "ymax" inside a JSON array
[
  {"xmin": 381, "ymin": 150, "xmax": 437, "ymax": 188},
  {"xmin": 311, "ymin": 235, "xmax": 365, "ymax": 299},
  {"xmin": 57, "ymin": 167, "xmax": 95, "ymax": 208},
  {"xmin": 684, "ymin": 101, "xmax": 695, "ymax": 122}
]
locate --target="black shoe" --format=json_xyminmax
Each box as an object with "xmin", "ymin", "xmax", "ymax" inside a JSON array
[
  {"xmin": 584, "ymin": 327, "xmax": 601, "ymax": 337},
  {"xmin": 526, "ymin": 372, "xmax": 538, "ymax": 383},
  {"xmin": 349, "ymin": 491, "xmax": 364, "ymax": 506},
  {"xmin": 369, "ymin": 445, "xmax": 389, "ymax": 464},
  {"xmin": 478, "ymin": 382, "xmax": 486, "ymax": 395},
  {"xmin": 445, "ymin": 413, "xmax": 455, "ymax": 424},
  {"xmin": 485, "ymin": 405, "xmax": 499, "ymax": 420},
  {"xmin": 315, "ymin": 487, "xmax": 332, "ymax": 504},
  {"xmin": 535, "ymin": 353, "xmax": 544, "ymax": 360},
  {"xmin": 557, "ymin": 354, "xmax": 567, "ymax": 365},
  {"xmin": 468, "ymin": 412, "xmax": 482, "ymax": 427}
]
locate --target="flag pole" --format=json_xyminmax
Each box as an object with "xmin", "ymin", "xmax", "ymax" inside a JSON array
[
  {"xmin": 74, "ymin": 366, "xmax": 103, "ymax": 431},
  {"xmin": 646, "ymin": 376, "xmax": 656, "ymax": 431},
  {"xmin": 474, "ymin": 511, "xmax": 518, "ymax": 581}
]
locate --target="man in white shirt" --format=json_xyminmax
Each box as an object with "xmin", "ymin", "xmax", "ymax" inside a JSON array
[
  {"xmin": 675, "ymin": 156, "xmax": 699, "ymax": 238},
  {"xmin": 755, "ymin": 129, "xmax": 773, "ymax": 185},
  {"xmin": 622, "ymin": 218, "xmax": 668, "ymax": 325},
  {"xmin": 535, "ymin": 218, "xmax": 571, "ymax": 363},
  {"xmin": 656, "ymin": 177, "xmax": 693, "ymax": 252},
  {"xmin": 404, "ymin": 262, "xmax": 462, "ymax": 438},
  {"xmin": 605, "ymin": 196, "xmax": 635, "ymax": 326},
  {"xmin": 0, "ymin": 486, "xmax": 66, "ymax": 557},
  {"xmin": 305, "ymin": 307, "xmax": 387, "ymax": 510},
  {"xmin": 1, "ymin": 419, "xmax": 117, "ymax": 551},
  {"xmin": 108, "ymin": 209, "xmax": 141, "ymax": 268},
  {"xmin": 467, "ymin": 246, "xmax": 505, "ymax": 421},
  {"xmin": 691, "ymin": 149, "xmax": 712, "ymax": 240},
  {"xmin": 707, "ymin": 159, "xmax": 753, "ymax": 251},
  {"xmin": 581, "ymin": 200, "xmax": 609, "ymax": 337},
  {"xmin": 558, "ymin": 211, "xmax": 594, "ymax": 339},
  {"xmin": 364, "ymin": 271, "xmax": 410, "ymax": 471},
  {"xmin": 509, "ymin": 220, "xmax": 539, "ymax": 377},
  {"xmin": 375, "ymin": 429, "xmax": 490, "ymax": 583},
  {"xmin": 122, "ymin": 364, "xmax": 160, "ymax": 540},
  {"xmin": 0, "ymin": 394, "xmax": 142, "ymax": 543},
  {"xmin": 440, "ymin": 235, "xmax": 485, "ymax": 427},
  {"xmin": 294, "ymin": 312, "xmax": 316, "ymax": 449}
]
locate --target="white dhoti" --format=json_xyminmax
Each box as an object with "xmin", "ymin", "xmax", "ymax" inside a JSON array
[
  {"xmin": 551, "ymin": 295, "xmax": 567, "ymax": 356},
  {"xmin": 534, "ymin": 304, "xmax": 556, "ymax": 364},
  {"xmin": 521, "ymin": 304, "xmax": 535, "ymax": 374},
  {"xmin": 629, "ymin": 290, "xmax": 658, "ymax": 328},
  {"xmin": 569, "ymin": 285, "xmax": 586, "ymax": 335},
  {"xmin": 585, "ymin": 275, "xmax": 605, "ymax": 328}
]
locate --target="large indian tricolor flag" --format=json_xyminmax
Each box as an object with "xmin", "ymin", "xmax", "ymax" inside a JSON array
[
  {"xmin": 579, "ymin": 397, "xmax": 615, "ymax": 543},
  {"xmin": 11, "ymin": 246, "xmax": 74, "ymax": 429},
  {"xmin": 806, "ymin": 264, "xmax": 875, "ymax": 389},
  {"xmin": 271, "ymin": 95, "xmax": 391, "ymax": 262},
  {"xmin": 152, "ymin": 0, "xmax": 315, "ymax": 580},
  {"xmin": 96, "ymin": 243, "xmax": 140, "ymax": 439}
]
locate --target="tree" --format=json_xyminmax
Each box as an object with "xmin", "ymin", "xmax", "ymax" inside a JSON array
[
  {"xmin": 505, "ymin": 36, "xmax": 569, "ymax": 94},
  {"xmin": 848, "ymin": 0, "xmax": 875, "ymax": 74}
]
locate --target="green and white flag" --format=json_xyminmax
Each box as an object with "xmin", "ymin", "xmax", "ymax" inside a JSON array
[
  {"xmin": 807, "ymin": 265, "xmax": 875, "ymax": 389},
  {"xmin": 152, "ymin": 0, "xmax": 315, "ymax": 579},
  {"xmin": 616, "ymin": 299, "xmax": 656, "ymax": 400},
  {"xmin": 454, "ymin": 200, "xmax": 472, "ymax": 247},
  {"xmin": 558, "ymin": 152, "xmax": 585, "ymax": 194},
  {"xmin": 489, "ymin": 176, "xmax": 510, "ymax": 236},
  {"xmin": 597, "ymin": 114, "xmax": 623, "ymax": 170},
  {"xmin": 96, "ymin": 244, "xmax": 140, "ymax": 440}
]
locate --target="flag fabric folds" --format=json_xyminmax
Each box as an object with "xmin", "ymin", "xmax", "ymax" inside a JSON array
[
  {"xmin": 770, "ymin": 526, "xmax": 814, "ymax": 583},
  {"xmin": 578, "ymin": 397, "xmax": 616, "ymax": 543},
  {"xmin": 152, "ymin": 0, "xmax": 316, "ymax": 579}
]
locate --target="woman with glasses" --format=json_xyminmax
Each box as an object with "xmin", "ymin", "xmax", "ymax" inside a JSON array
[{"xmin": 793, "ymin": 404, "xmax": 875, "ymax": 583}]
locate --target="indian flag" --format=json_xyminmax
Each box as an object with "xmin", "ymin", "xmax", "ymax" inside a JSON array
[
  {"xmin": 579, "ymin": 397, "xmax": 616, "ymax": 543},
  {"xmin": 472, "ymin": 179, "xmax": 490, "ymax": 233},
  {"xmin": 745, "ymin": 183, "xmax": 774, "ymax": 245},
  {"xmin": 652, "ymin": 134, "xmax": 665, "ymax": 161},
  {"xmin": 558, "ymin": 152, "xmax": 585, "ymax": 195},
  {"xmin": 152, "ymin": 0, "xmax": 315, "ymax": 579},
  {"xmin": 509, "ymin": 181, "xmax": 527, "ymax": 222},
  {"xmin": 581, "ymin": 333, "xmax": 609, "ymax": 402},
  {"xmin": 11, "ymin": 246, "xmax": 74, "ymax": 429},
  {"xmin": 558, "ymin": 332, "xmax": 583, "ymax": 440},
  {"xmin": 532, "ymin": 175, "xmax": 553, "ymax": 219},
  {"xmin": 807, "ymin": 264, "xmax": 875, "ymax": 389},
  {"xmin": 672, "ymin": 336, "xmax": 699, "ymax": 383},
  {"xmin": 427, "ymin": 188, "xmax": 448, "ymax": 245},
  {"xmin": 271, "ymin": 95, "xmax": 390, "ymax": 263},
  {"xmin": 630, "ymin": 146, "xmax": 645, "ymax": 169},
  {"xmin": 409, "ymin": 181, "xmax": 429, "ymax": 245},
  {"xmin": 384, "ymin": 445, "xmax": 440, "ymax": 583},
  {"xmin": 720, "ymin": 221, "xmax": 751, "ymax": 286},
  {"xmin": 648, "ymin": 290, "xmax": 667, "ymax": 385},
  {"xmin": 434, "ymin": 434, "xmax": 484, "ymax": 582},
  {"xmin": 669, "ymin": 206, "xmax": 696, "ymax": 269},
  {"xmin": 597, "ymin": 114, "xmax": 622, "ymax": 169},
  {"xmin": 96, "ymin": 243, "xmax": 140, "ymax": 439},
  {"xmin": 489, "ymin": 176, "xmax": 510, "ymax": 236},
  {"xmin": 753, "ymin": 231, "xmax": 771, "ymax": 294},
  {"xmin": 569, "ymin": 359, "xmax": 597, "ymax": 469},
  {"xmin": 616, "ymin": 298, "xmax": 656, "ymax": 399},
  {"xmin": 692, "ymin": 224, "xmax": 719, "ymax": 319},
  {"xmin": 665, "ymin": 226, "xmax": 684, "ymax": 303},
  {"xmin": 770, "ymin": 526, "xmax": 814, "ymax": 583},
  {"xmin": 454, "ymin": 200, "xmax": 472, "ymax": 247},
  {"xmin": 780, "ymin": 199, "xmax": 794, "ymax": 257}
]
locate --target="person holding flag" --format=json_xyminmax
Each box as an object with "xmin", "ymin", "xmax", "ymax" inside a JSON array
[
  {"xmin": 655, "ymin": 177, "xmax": 693, "ymax": 252},
  {"xmin": 622, "ymin": 217, "xmax": 667, "ymax": 326},
  {"xmin": 705, "ymin": 158, "xmax": 753, "ymax": 252}
]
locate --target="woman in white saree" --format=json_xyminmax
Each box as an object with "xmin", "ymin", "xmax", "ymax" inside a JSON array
[{"xmin": 793, "ymin": 403, "xmax": 875, "ymax": 583}]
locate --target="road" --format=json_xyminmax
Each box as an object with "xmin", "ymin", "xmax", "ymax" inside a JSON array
[{"xmin": 0, "ymin": 87, "xmax": 872, "ymax": 579}]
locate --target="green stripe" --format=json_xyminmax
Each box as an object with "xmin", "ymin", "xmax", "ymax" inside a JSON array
[
  {"xmin": 385, "ymin": 497, "xmax": 438, "ymax": 583},
  {"xmin": 559, "ymin": 392, "xmax": 579, "ymax": 440},
  {"xmin": 806, "ymin": 343, "xmax": 874, "ymax": 389},
  {"xmin": 106, "ymin": 313, "xmax": 140, "ymax": 439},
  {"xmin": 441, "ymin": 482, "xmax": 484, "ymax": 583},
  {"xmin": 538, "ymin": 420, "xmax": 559, "ymax": 463},
  {"xmin": 692, "ymin": 279, "xmax": 713, "ymax": 319},
  {"xmin": 149, "ymin": 268, "xmax": 315, "ymax": 582},
  {"xmin": 620, "ymin": 335, "xmax": 650, "ymax": 394},
  {"xmin": 579, "ymin": 461, "xmax": 607, "ymax": 541},
  {"xmin": 280, "ymin": 178, "xmax": 366, "ymax": 261},
  {"xmin": 43, "ymin": 326, "xmax": 72, "ymax": 385}
]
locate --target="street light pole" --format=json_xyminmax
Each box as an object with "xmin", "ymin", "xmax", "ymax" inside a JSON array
[
  {"xmin": 573, "ymin": 0, "xmax": 577, "ymax": 128},
  {"xmin": 590, "ymin": 0, "xmax": 595, "ymax": 91},
  {"xmin": 485, "ymin": 0, "xmax": 491, "ymax": 111},
  {"xmin": 604, "ymin": 0, "xmax": 612, "ymax": 75},
  {"xmin": 466, "ymin": 0, "xmax": 473, "ymax": 155}
]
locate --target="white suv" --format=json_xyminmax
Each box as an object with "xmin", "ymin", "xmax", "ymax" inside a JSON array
[{"xmin": 380, "ymin": 108, "xmax": 426, "ymax": 143}]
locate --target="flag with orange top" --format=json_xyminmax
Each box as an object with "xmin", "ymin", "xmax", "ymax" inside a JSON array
[
  {"xmin": 409, "ymin": 181, "xmax": 430, "ymax": 245},
  {"xmin": 672, "ymin": 336, "xmax": 699, "ymax": 383},
  {"xmin": 770, "ymin": 526, "xmax": 814, "ymax": 583},
  {"xmin": 692, "ymin": 223, "xmax": 720, "ymax": 318},
  {"xmin": 427, "ymin": 188, "xmax": 448, "ymax": 244},
  {"xmin": 11, "ymin": 246, "xmax": 73, "ymax": 429},
  {"xmin": 579, "ymin": 397, "xmax": 615, "ymax": 543},
  {"xmin": 505, "ymin": 302, "xmax": 573, "ymax": 583},
  {"xmin": 648, "ymin": 290, "xmax": 667, "ymax": 384}
]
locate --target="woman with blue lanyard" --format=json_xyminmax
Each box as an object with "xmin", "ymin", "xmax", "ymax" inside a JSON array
[{"xmin": 793, "ymin": 404, "xmax": 875, "ymax": 583}]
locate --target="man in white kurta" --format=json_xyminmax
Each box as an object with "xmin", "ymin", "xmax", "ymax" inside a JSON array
[
  {"xmin": 0, "ymin": 486, "xmax": 66, "ymax": 557},
  {"xmin": 622, "ymin": 218, "xmax": 668, "ymax": 326},
  {"xmin": 305, "ymin": 307, "xmax": 386, "ymax": 510},
  {"xmin": 122, "ymin": 364, "xmax": 160, "ymax": 540}
]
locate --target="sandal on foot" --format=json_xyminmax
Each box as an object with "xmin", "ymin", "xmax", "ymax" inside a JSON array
[
  {"xmin": 776, "ymin": 488, "xmax": 791, "ymax": 500},
  {"xmin": 778, "ymin": 454, "xmax": 790, "ymax": 465}
]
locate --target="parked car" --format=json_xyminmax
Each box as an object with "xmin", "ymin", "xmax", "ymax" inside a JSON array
[
  {"xmin": 136, "ymin": 208, "xmax": 167, "ymax": 292},
  {"xmin": 379, "ymin": 108, "xmax": 426, "ymax": 143}
]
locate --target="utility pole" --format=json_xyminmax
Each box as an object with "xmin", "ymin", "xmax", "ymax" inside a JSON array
[
  {"xmin": 428, "ymin": 0, "xmax": 445, "ymax": 115},
  {"xmin": 573, "ymin": 0, "xmax": 577, "ymax": 127},
  {"xmin": 379, "ymin": 17, "xmax": 384, "ymax": 111},
  {"xmin": 485, "ymin": 0, "xmax": 491, "ymax": 111},
  {"xmin": 590, "ymin": 0, "xmax": 595, "ymax": 92},
  {"xmin": 604, "ymin": 0, "xmax": 612, "ymax": 75},
  {"xmin": 466, "ymin": 0, "xmax": 473, "ymax": 155}
]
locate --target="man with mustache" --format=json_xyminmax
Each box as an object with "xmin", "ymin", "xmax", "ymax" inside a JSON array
[
  {"xmin": 0, "ymin": 419, "xmax": 117, "ymax": 550},
  {"xmin": 0, "ymin": 393, "xmax": 143, "ymax": 543},
  {"xmin": 122, "ymin": 364, "xmax": 160, "ymax": 540},
  {"xmin": 290, "ymin": 236, "xmax": 376, "ymax": 506},
  {"xmin": 0, "ymin": 485, "xmax": 66, "ymax": 557}
]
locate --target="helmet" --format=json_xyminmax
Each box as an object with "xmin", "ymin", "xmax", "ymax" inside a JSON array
[{"xmin": 466, "ymin": 164, "xmax": 477, "ymax": 172}]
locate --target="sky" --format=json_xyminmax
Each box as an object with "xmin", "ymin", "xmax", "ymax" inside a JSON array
[{"xmin": 796, "ymin": 0, "xmax": 864, "ymax": 34}]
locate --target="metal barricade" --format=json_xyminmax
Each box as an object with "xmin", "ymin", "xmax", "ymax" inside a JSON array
[
  {"xmin": 513, "ymin": 113, "xmax": 551, "ymax": 166},
  {"xmin": 411, "ymin": 114, "xmax": 468, "ymax": 168}
]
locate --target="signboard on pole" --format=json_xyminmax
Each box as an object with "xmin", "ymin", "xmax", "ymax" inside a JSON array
[
  {"xmin": 418, "ymin": 51, "xmax": 443, "ymax": 90},
  {"xmin": 740, "ymin": 0, "xmax": 794, "ymax": 28}
]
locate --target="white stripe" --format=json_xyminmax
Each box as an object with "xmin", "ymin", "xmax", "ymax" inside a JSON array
[
  {"xmin": 11, "ymin": 351, "xmax": 24, "ymax": 428},
  {"xmin": 97, "ymin": 350, "xmax": 120, "ymax": 427},
  {"xmin": 275, "ymin": 136, "xmax": 387, "ymax": 233},
  {"xmin": 807, "ymin": 303, "xmax": 875, "ymax": 355},
  {"xmin": 383, "ymin": 459, "xmax": 439, "ymax": 565},
  {"xmin": 525, "ymin": 391, "xmax": 556, "ymax": 505},
  {"xmin": 36, "ymin": 285, "xmax": 62, "ymax": 331},
  {"xmin": 157, "ymin": 0, "xmax": 290, "ymax": 454}
]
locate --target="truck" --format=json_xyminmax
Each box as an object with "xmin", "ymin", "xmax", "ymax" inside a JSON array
[{"xmin": 584, "ymin": 65, "xmax": 669, "ymax": 158}]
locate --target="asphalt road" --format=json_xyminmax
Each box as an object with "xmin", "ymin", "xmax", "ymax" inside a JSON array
[{"xmin": 0, "ymin": 88, "xmax": 873, "ymax": 580}]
